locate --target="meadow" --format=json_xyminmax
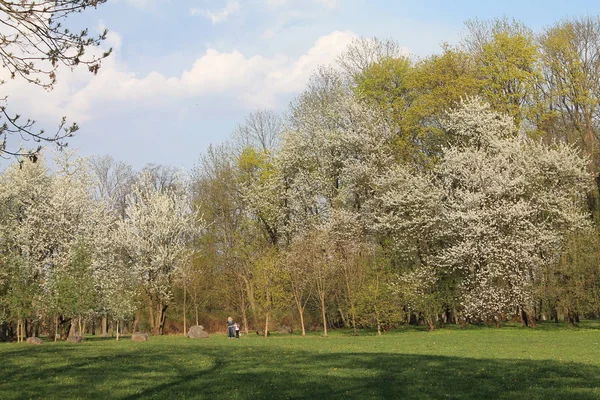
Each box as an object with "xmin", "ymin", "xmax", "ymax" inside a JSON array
[{"xmin": 2, "ymin": 322, "xmax": 600, "ymax": 400}]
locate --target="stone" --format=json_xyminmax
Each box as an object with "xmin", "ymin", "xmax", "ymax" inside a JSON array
[
  {"xmin": 187, "ymin": 325, "xmax": 209, "ymax": 339},
  {"xmin": 67, "ymin": 335, "xmax": 82, "ymax": 343},
  {"xmin": 26, "ymin": 337, "xmax": 42, "ymax": 345},
  {"xmin": 279, "ymin": 325, "xmax": 293, "ymax": 334},
  {"xmin": 131, "ymin": 332, "xmax": 148, "ymax": 342}
]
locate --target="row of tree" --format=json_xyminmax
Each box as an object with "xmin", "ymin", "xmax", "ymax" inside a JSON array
[{"xmin": 2, "ymin": 16, "xmax": 600, "ymax": 340}]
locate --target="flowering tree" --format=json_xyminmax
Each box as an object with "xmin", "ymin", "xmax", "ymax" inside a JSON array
[
  {"xmin": 376, "ymin": 97, "xmax": 591, "ymax": 325},
  {"xmin": 0, "ymin": 155, "xmax": 52, "ymax": 340},
  {"xmin": 438, "ymin": 98, "xmax": 590, "ymax": 323},
  {"xmin": 116, "ymin": 172, "xmax": 198, "ymax": 335}
]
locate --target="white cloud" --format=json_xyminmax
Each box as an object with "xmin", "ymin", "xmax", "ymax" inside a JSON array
[
  {"xmin": 191, "ymin": 1, "xmax": 241, "ymax": 24},
  {"xmin": 0, "ymin": 30, "xmax": 357, "ymax": 123}
]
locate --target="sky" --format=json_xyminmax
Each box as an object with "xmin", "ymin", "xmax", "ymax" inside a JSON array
[{"xmin": 3, "ymin": 0, "xmax": 600, "ymax": 170}]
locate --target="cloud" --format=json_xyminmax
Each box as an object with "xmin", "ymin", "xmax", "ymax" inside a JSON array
[
  {"xmin": 0, "ymin": 30, "xmax": 357, "ymax": 123},
  {"xmin": 191, "ymin": 1, "xmax": 241, "ymax": 24}
]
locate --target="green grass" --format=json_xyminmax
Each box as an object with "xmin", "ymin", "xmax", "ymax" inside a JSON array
[{"xmin": 2, "ymin": 322, "xmax": 600, "ymax": 399}]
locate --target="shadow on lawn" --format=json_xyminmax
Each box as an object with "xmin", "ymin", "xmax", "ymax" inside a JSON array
[{"xmin": 1, "ymin": 343, "xmax": 599, "ymax": 400}]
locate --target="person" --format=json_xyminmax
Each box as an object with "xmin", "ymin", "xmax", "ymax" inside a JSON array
[
  {"xmin": 234, "ymin": 322, "xmax": 240, "ymax": 338},
  {"xmin": 227, "ymin": 317, "xmax": 235, "ymax": 339}
]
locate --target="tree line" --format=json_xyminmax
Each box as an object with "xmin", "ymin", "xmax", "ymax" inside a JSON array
[{"xmin": 2, "ymin": 16, "xmax": 600, "ymax": 340}]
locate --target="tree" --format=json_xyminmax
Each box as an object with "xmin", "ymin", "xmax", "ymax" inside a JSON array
[
  {"xmin": 116, "ymin": 172, "xmax": 198, "ymax": 335},
  {"xmin": 233, "ymin": 109, "xmax": 284, "ymax": 155},
  {"xmin": 337, "ymin": 36, "xmax": 406, "ymax": 85},
  {"xmin": 399, "ymin": 47, "xmax": 481, "ymax": 165},
  {"xmin": 89, "ymin": 155, "xmax": 135, "ymax": 217},
  {"xmin": 538, "ymin": 17, "xmax": 600, "ymax": 171},
  {"xmin": 375, "ymin": 97, "xmax": 591, "ymax": 326},
  {"xmin": 477, "ymin": 30, "xmax": 541, "ymax": 128},
  {"xmin": 0, "ymin": 1, "xmax": 111, "ymax": 157},
  {"xmin": 537, "ymin": 231, "xmax": 600, "ymax": 325},
  {"xmin": 192, "ymin": 143, "xmax": 259, "ymax": 333},
  {"xmin": 282, "ymin": 239, "xmax": 314, "ymax": 336},
  {"xmin": 0, "ymin": 155, "xmax": 51, "ymax": 339}
]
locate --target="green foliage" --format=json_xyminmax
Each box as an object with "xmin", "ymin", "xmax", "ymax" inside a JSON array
[
  {"xmin": 537, "ymin": 232, "xmax": 600, "ymax": 324},
  {"xmin": 477, "ymin": 31, "xmax": 541, "ymax": 128},
  {"xmin": 51, "ymin": 242, "xmax": 97, "ymax": 319},
  {"xmin": 0, "ymin": 256, "xmax": 38, "ymax": 324},
  {"xmin": 403, "ymin": 48, "xmax": 481, "ymax": 164}
]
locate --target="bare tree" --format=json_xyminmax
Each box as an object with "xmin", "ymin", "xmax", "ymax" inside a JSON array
[
  {"xmin": 337, "ymin": 36, "xmax": 406, "ymax": 83},
  {"xmin": 461, "ymin": 17, "xmax": 533, "ymax": 55},
  {"xmin": 140, "ymin": 163, "xmax": 180, "ymax": 192},
  {"xmin": 233, "ymin": 110, "xmax": 284, "ymax": 155},
  {"xmin": 89, "ymin": 155, "xmax": 135, "ymax": 216}
]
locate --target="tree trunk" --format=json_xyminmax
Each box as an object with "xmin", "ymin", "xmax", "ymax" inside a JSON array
[
  {"xmin": 156, "ymin": 304, "xmax": 168, "ymax": 335},
  {"xmin": 133, "ymin": 310, "xmax": 141, "ymax": 332},
  {"xmin": 338, "ymin": 306, "xmax": 348, "ymax": 328},
  {"xmin": 241, "ymin": 306, "xmax": 249, "ymax": 336},
  {"xmin": 116, "ymin": 320, "xmax": 120, "ymax": 341},
  {"xmin": 342, "ymin": 262, "xmax": 358, "ymax": 335},
  {"xmin": 521, "ymin": 307, "xmax": 529, "ymax": 327},
  {"xmin": 241, "ymin": 274, "xmax": 259, "ymax": 329},
  {"xmin": 264, "ymin": 311, "xmax": 269, "ymax": 338},
  {"xmin": 34, "ymin": 319, "xmax": 40, "ymax": 337},
  {"xmin": 293, "ymin": 292, "xmax": 307, "ymax": 336},
  {"xmin": 148, "ymin": 300, "xmax": 156, "ymax": 333},
  {"xmin": 101, "ymin": 316, "xmax": 108, "ymax": 336},
  {"xmin": 183, "ymin": 283, "xmax": 187, "ymax": 335},
  {"xmin": 320, "ymin": 292, "xmax": 328, "ymax": 337}
]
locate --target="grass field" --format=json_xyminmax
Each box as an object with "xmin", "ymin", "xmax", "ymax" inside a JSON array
[{"xmin": 2, "ymin": 322, "xmax": 600, "ymax": 399}]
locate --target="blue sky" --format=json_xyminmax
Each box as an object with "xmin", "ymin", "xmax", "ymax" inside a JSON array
[{"xmin": 4, "ymin": 0, "xmax": 600, "ymax": 170}]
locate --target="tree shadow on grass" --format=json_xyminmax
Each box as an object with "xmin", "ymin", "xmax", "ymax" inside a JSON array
[{"xmin": 1, "ymin": 343, "xmax": 599, "ymax": 400}]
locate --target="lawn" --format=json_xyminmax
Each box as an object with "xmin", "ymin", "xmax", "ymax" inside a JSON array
[{"xmin": 2, "ymin": 322, "xmax": 600, "ymax": 399}]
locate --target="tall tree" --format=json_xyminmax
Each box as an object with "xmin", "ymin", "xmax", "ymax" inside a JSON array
[
  {"xmin": 116, "ymin": 172, "xmax": 198, "ymax": 335},
  {"xmin": 539, "ymin": 17, "xmax": 600, "ymax": 171}
]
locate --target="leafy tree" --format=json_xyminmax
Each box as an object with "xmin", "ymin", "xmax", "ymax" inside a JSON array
[
  {"xmin": 537, "ymin": 232, "xmax": 600, "ymax": 325},
  {"xmin": 538, "ymin": 17, "xmax": 600, "ymax": 171},
  {"xmin": 477, "ymin": 31, "xmax": 541, "ymax": 128},
  {"xmin": 401, "ymin": 47, "xmax": 481, "ymax": 165}
]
